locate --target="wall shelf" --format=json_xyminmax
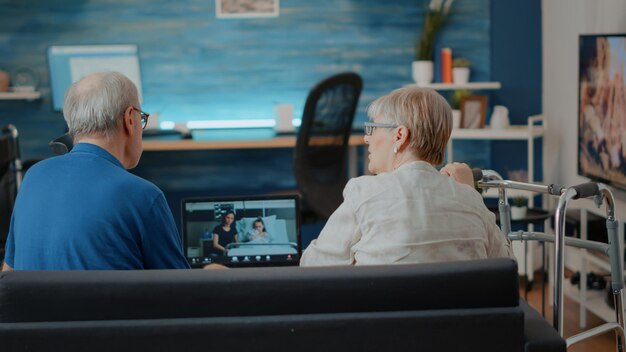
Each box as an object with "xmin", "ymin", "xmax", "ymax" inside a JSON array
[
  {"xmin": 407, "ymin": 82, "xmax": 502, "ymax": 90},
  {"xmin": 0, "ymin": 90, "xmax": 41, "ymax": 101},
  {"xmin": 447, "ymin": 115, "xmax": 546, "ymax": 280},
  {"xmin": 450, "ymin": 125, "xmax": 544, "ymax": 140}
]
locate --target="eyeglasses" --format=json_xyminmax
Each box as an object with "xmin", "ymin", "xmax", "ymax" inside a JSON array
[
  {"xmin": 132, "ymin": 107, "xmax": 150, "ymax": 130},
  {"xmin": 364, "ymin": 121, "xmax": 399, "ymax": 136}
]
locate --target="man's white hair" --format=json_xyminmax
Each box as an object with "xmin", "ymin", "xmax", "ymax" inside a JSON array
[{"xmin": 63, "ymin": 71, "xmax": 139, "ymax": 140}]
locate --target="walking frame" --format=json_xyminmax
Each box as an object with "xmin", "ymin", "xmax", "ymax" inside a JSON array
[{"xmin": 474, "ymin": 169, "xmax": 625, "ymax": 350}]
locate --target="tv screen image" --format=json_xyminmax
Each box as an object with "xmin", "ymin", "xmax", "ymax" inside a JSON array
[{"xmin": 579, "ymin": 34, "xmax": 626, "ymax": 189}]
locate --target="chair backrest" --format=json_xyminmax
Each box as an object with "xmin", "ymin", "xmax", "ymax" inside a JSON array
[
  {"xmin": 294, "ymin": 72, "xmax": 363, "ymax": 219},
  {"xmin": 0, "ymin": 258, "xmax": 519, "ymax": 323},
  {"xmin": 49, "ymin": 132, "xmax": 73, "ymax": 155},
  {"xmin": 0, "ymin": 125, "xmax": 22, "ymax": 259}
]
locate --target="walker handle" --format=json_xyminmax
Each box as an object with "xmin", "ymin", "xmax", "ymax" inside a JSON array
[{"xmin": 571, "ymin": 182, "xmax": 599, "ymax": 199}]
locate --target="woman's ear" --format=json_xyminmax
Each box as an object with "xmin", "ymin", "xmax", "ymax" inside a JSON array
[{"xmin": 395, "ymin": 125, "xmax": 410, "ymax": 149}]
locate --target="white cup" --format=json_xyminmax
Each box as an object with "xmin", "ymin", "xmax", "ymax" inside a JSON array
[{"xmin": 275, "ymin": 104, "xmax": 294, "ymax": 132}]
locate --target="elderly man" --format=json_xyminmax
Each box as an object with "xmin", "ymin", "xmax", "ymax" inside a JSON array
[{"xmin": 2, "ymin": 72, "xmax": 189, "ymax": 270}]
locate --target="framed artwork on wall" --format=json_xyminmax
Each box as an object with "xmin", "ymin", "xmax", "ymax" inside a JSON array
[
  {"xmin": 460, "ymin": 95, "xmax": 487, "ymax": 129},
  {"xmin": 216, "ymin": 0, "xmax": 280, "ymax": 18}
]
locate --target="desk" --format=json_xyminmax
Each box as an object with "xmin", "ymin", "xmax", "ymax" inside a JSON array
[
  {"xmin": 142, "ymin": 134, "xmax": 365, "ymax": 151},
  {"xmin": 142, "ymin": 134, "xmax": 367, "ymax": 177}
]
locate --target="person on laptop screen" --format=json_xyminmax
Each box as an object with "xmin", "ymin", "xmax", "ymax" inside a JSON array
[
  {"xmin": 300, "ymin": 87, "xmax": 514, "ymax": 267},
  {"xmin": 212, "ymin": 211, "xmax": 238, "ymax": 255},
  {"xmin": 2, "ymin": 71, "xmax": 189, "ymax": 270},
  {"xmin": 245, "ymin": 218, "xmax": 273, "ymax": 243}
]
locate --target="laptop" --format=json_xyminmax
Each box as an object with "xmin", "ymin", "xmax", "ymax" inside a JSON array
[{"xmin": 181, "ymin": 194, "xmax": 301, "ymax": 268}]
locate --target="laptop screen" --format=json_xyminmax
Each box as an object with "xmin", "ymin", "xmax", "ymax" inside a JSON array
[{"xmin": 181, "ymin": 195, "xmax": 301, "ymax": 268}]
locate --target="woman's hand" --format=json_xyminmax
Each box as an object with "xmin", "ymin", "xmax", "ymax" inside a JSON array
[{"xmin": 440, "ymin": 162, "xmax": 474, "ymax": 188}]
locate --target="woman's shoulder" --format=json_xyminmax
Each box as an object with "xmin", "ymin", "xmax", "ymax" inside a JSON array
[
  {"xmin": 345, "ymin": 172, "xmax": 400, "ymax": 194},
  {"xmin": 345, "ymin": 174, "xmax": 379, "ymax": 190}
]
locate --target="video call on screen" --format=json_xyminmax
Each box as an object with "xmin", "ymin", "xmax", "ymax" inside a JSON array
[{"xmin": 183, "ymin": 198, "xmax": 300, "ymax": 267}]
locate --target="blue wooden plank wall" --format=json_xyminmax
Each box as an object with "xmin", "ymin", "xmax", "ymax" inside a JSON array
[{"xmin": 0, "ymin": 0, "xmax": 491, "ymax": 196}]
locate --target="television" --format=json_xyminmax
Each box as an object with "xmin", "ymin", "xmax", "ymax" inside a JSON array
[
  {"xmin": 47, "ymin": 44, "xmax": 143, "ymax": 111},
  {"xmin": 578, "ymin": 34, "xmax": 626, "ymax": 189}
]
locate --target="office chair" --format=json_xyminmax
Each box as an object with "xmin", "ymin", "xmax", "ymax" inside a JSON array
[
  {"xmin": 294, "ymin": 72, "xmax": 363, "ymax": 221},
  {"xmin": 49, "ymin": 132, "xmax": 73, "ymax": 155},
  {"xmin": 0, "ymin": 124, "xmax": 23, "ymax": 259}
]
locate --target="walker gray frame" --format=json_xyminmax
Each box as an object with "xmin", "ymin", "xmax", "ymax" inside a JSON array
[{"xmin": 475, "ymin": 169, "xmax": 625, "ymax": 350}]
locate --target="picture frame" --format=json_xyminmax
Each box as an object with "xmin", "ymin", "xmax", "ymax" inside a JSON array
[
  {"xmin": 216, "ymin": 0, "xmax": 280, "ymax": 19},
  {"xmin": 460, "ymin": 95, "xmax": 487, "ymax": 129}
]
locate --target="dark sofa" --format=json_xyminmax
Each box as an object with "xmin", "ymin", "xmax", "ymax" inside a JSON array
[{"xmin": 0, "ymin": 258, "xmax": 564, "ymax": 352}]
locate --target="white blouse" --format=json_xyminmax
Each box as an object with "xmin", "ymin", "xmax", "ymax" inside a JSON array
[{"xmin": 300, "ymin": 161, "xmax": 514, "ymax": 266}]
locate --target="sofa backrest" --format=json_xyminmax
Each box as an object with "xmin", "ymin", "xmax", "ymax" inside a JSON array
[{"xmin": 0, "ymin": 258, "xmax": 519, "ymax": 323}]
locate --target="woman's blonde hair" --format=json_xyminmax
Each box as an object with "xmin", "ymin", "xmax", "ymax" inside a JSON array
[{"xmin": 367, "ymin": 87, "xmax": 452, "ymax": 165}]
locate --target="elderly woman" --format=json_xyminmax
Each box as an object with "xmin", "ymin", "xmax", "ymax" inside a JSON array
[{"xmin": 300, "ymin": 87, "xmax": 514, "ymax": 266}]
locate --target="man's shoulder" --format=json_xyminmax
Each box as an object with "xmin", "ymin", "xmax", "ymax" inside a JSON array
[
  {"xmin": 119, "ymin": 172, "xmax": 165, "ymax": 203},
  {"xmin": 25, "ymin": 155, "xmax": 62, "ymax": 172}
]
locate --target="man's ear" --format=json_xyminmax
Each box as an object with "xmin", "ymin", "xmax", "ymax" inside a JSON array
[{"xmin": 122, "ymin": 106, "xmax": 136, "ymax": 136}]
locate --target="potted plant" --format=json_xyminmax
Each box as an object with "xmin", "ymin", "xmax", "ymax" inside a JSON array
[
  {"xmin": 510, "ymin": 195, "xmax": 528, "ymax": 220},
  {"xmin": 452, "ymin": 58, "xmax": 471, "ymax": 84},
  {"xmin": 413, "ymin": 0, "xmax": 454, "ymax": 85}
]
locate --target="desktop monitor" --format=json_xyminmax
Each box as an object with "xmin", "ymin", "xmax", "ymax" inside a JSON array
[
  {"xmin": 47, "ymin": 44, "xmax": 143, "ymax": 111},
  {"xmin": 181, "ymin": 195, "xmax": 301, "ymax": 268}
]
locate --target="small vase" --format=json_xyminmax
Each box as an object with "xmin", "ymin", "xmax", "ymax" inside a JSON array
[
  {"xmin": 412, "ymin": 61, "xmax": 434, "ymax": 86},
  {"xmin": 511, "ymin": 206, "xmax": 527, "ymax": 220},
  {"xmin": 452, "ymin": 67, "xmax": 470, "ymax": 84},
  {"xmin": 490, "ymin": 105, "xmax": 510, "ymax": 130}
]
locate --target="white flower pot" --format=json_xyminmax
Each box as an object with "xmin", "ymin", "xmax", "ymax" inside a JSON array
[
  {"xmin": 511, "ymin": 206, "xmax": 527, "ymax": 220},
  {"xmin": 412, "ymin": 61, "xmax": 434, "ymax": 86},
  {"xmin": 452, "ymin": 67, "xmax": 470, "ymax": 84}
]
